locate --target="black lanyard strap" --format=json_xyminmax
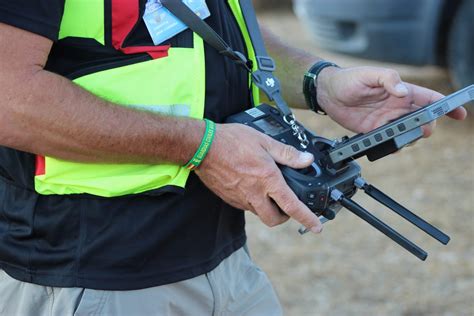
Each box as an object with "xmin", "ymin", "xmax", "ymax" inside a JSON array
[
  {"xmin": 160, "ymin": 0, "xmax": 250, "ymax": 69},
  {"xmin": 160, "ymin": 0, "xmax": 294, "ymax": 119}
]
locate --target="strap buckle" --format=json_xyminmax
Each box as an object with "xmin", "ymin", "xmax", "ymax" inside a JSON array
[{"xmin": 256, "ymin": 56, "xmax": 276, "ymax": 72}]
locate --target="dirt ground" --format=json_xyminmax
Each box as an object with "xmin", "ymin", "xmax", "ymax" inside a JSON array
[{"xmin": 244, "ymin": 12, "xmax": 474, "ymax": 316}]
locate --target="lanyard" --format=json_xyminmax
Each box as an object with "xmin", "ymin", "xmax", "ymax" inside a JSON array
[{"xmin": 161, "ymin": 0, "xmax": 309, "ymax": 148}]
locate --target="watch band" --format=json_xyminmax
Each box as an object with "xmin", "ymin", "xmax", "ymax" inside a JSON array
[{"xmin": 303, "ymin": 61, "xmax": 340, "ymax": 115}]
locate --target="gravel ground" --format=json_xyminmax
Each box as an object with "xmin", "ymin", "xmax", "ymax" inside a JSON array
[{"xmin": 244, "ymin": 11, "xmax": 474, "ymax": 316}]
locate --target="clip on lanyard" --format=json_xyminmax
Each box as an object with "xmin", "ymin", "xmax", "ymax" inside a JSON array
[{"xmin": 160, "ymin": 0, "xmax": 309, "ymax": 148}]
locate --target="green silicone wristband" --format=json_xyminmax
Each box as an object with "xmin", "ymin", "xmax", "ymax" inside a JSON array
[{"xmin": 184, "ymin": 119, "xmax": 216, "ymax": 170}]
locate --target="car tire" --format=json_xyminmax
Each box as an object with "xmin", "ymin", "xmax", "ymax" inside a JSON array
[{"xmin": 448, "ymin": 0, "xmax": 474, "ymax": 90}]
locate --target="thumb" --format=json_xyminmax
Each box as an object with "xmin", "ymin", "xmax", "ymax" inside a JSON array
[
  {"xmin": 376, "ymin": 68, "xmax": 409, "ymax": 98},
  {"xmin": 266, "ymin": 140, "xmax": 314, "ymax": 169},
  {"xmin": 356, "ymin": 67, "xmax": 409, "ymax": 98}
]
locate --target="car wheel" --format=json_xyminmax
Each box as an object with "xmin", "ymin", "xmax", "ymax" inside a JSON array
[{"xmin": 448, "ymin": 0, "xmax": 474, "ymax": 90}]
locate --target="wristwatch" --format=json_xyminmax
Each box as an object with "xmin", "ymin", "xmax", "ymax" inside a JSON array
[{"xmin": 303, "ymin": 61, "xmax": 340, "ymax": 115}]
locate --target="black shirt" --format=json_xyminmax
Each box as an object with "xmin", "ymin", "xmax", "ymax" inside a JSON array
[{"xmin": 0, "ymin": 0, "xmax": 251, "ymax": 290}]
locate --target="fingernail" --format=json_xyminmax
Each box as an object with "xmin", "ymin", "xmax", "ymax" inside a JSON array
[
  {"xmin": 300, "ymin": 152, "xmax": 314, "ymax": 162},
  {"xmin": 310, "ymin": 224, "xmax": 323, "ymax": 234},
  {"xmin": 395, "ymin": 83, "xmax": 409, "ymax": 95}
]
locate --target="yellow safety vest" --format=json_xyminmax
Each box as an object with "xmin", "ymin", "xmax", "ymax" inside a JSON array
[{"xmin": 35, "ymin": 0, "xmax": 260, "ymax": 197}]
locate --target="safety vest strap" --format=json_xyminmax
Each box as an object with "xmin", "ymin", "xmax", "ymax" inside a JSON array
[{"xmin": 228, "ymin": 0, "xmax": 260, "ymax": 106}]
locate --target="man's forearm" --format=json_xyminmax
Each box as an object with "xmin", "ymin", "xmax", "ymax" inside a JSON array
[
  {"xmin": 0, "ymin": 68, "xmax": 204, "ymax": 165},
  {"xmin": 262, "ymin": 27, "xmax": 322, "ymax": 109}
]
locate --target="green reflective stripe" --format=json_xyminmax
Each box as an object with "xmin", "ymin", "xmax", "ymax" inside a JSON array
[
  {"xmin": 35, "ymin": 35, "xmax": 205, "ymax": 197},
  {"xmin": 59, "ymin": 0, "xmax": 105, "ymax": 45},
  {"xmin": 228, "ymin": 0, "xmax": 260, "ymax": 106}
]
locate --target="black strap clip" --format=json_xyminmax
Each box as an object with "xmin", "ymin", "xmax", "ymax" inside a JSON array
[
  {"xmin": 220, "ymin": 48, "xmax": 253, "ymax": 70},
  {"xmin": 256, "ymin": 56, "xmax": 276, "ymax": 72}
]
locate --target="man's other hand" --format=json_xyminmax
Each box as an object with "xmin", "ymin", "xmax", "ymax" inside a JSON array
[
  {"xmin": 196, "ymin": 123, "xmax": 323, "ymax": 233},
  {"xmin": 316, "ymin": 66, "xmax": 468, "ymax": 136}
]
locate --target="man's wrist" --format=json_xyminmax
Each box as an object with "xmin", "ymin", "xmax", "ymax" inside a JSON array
[
  {"xmin": 184, "ymin": 119, "xmax": 216, "ymax": 171},
  {"xmin": 315, "ymin": 66, "xmax": 340, "ymax": 115},
  {"xmin": 303, "ymin": 61, "xmax": 340, "ymax": 115}
]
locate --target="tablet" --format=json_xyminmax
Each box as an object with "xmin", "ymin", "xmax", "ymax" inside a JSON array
[{"xmin": 328, "ymin": 85, "xmax": 474, "ymax": 164}]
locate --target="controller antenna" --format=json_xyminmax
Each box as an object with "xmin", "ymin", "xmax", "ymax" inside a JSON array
[
  {"xmin": 330, "ymin": 189, "xmax": 428, "ymax": 261},
  {"xmin": 354, "ymin": 178, "xmax": 450, "ymax": 245}
]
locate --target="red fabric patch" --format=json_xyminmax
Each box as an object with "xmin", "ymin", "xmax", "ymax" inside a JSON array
[
  {"xmin": 122, "ymin": 45, "xmax": 170, "ymax": 59},
  {"xmin": 111, "ymin": 0, "xmax": 170, "ymax": 59},
  {"xmin": 35, "ymin": 155, "xmax": 45, "ymax": 176}
]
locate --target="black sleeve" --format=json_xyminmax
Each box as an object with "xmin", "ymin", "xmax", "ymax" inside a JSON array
[{"xmin": 0, "ymin": 0, "xmax": 65, "ymax": 41}]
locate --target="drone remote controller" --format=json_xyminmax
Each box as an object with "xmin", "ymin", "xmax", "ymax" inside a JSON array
[
  {"xmin": 226, "ymin": 85, "xmax": 474, "ymax": 261},
  {"xmin": 160, "ymin": 0, "xmax": 473, "ymax": 261},
  {"xmin": 227, "ymin": 104, "xmax": 360, "ymax": 220}
]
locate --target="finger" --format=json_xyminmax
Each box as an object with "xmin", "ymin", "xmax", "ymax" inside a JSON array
[
  {"xmin": 222, "ymin": 197, "xmax": 252, "ymax": 213},
  {"xmin": 447, "ymin": 106, "xmax": 468, "ymax": 120},
  {"xmin": 406, "ymin": 83, "xmax": 467, "ymax": 120},
  {"xmin": 358, "ymin": 67, "xmax": 409, "ymax": 98},
  {"xmin": 406, "ymin": 83, "xmax": 444, "ymax": 105},
  {"xmin": 244, "ymin": 203, "xmax": 258, "ymax": 216},
  {"xmin": 378, "ymin": 69, "xmax": 409, "ymax": 98},
  {"xmin": 268, "ymin": 177, "xmax": 323, "ymax": 233},
  {"xmin": 264, "ymin": 138, "xmax": 314, "ymax": 169},
  {"xmin": 246, "ymin": 209, "xmax": 258, "ymax": 216},
  {"xmin": 251, "ymin": 198, "xmax": 290, "ymax": 227},
  {"xmin": 421, "ymin": 121, "xmax": 436, "ymax": 138}
]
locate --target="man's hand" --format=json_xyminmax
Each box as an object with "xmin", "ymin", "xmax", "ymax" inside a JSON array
[
  {"xmin": 316, "ymin": 66, "xmax": 468, "ymax": 135},
  {"xmin": 196, "ymin": 123, "xmax": 323, "ymax": 233}
]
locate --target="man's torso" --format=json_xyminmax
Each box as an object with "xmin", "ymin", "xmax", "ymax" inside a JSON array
[{"xmin": 0, "ymin": 0, "xmax": 251, "ymax": 290}]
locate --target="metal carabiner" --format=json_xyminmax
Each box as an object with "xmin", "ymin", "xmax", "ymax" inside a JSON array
[
  {"xmin": 298, "ymin": 132, "xmax": 310, "ymax": 149},
  {"xmin": 284, "ymin": 114, "xmax": 310, "ymax": 149},
  {"xmin": 283, "ymin": 114, "xmax": 296, "ymax": 126}
]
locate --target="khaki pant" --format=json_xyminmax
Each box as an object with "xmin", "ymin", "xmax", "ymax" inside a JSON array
[{"xmin": 0, "ymin": 247, "xmax": 282, "ymax": 316}]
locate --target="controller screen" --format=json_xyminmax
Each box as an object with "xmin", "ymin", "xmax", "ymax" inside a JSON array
[{"xmin": 254, "ymin": 116, "xmax": 288, "ymax": 136}]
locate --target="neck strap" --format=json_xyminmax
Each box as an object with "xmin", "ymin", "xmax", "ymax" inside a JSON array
[{"xmin": 160, "ymin": 0, "xmax": 294, "ymax": 119}]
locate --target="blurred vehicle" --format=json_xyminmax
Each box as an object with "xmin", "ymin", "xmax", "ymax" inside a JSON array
[{"xmin": 294, "ymin": 0, "xmax": 474, "ymax": 89}]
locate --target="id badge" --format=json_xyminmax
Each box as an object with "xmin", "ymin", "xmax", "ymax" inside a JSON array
[{"xmin": 143, "ymin": 0, "xmax": 211, "ymax": 45}]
